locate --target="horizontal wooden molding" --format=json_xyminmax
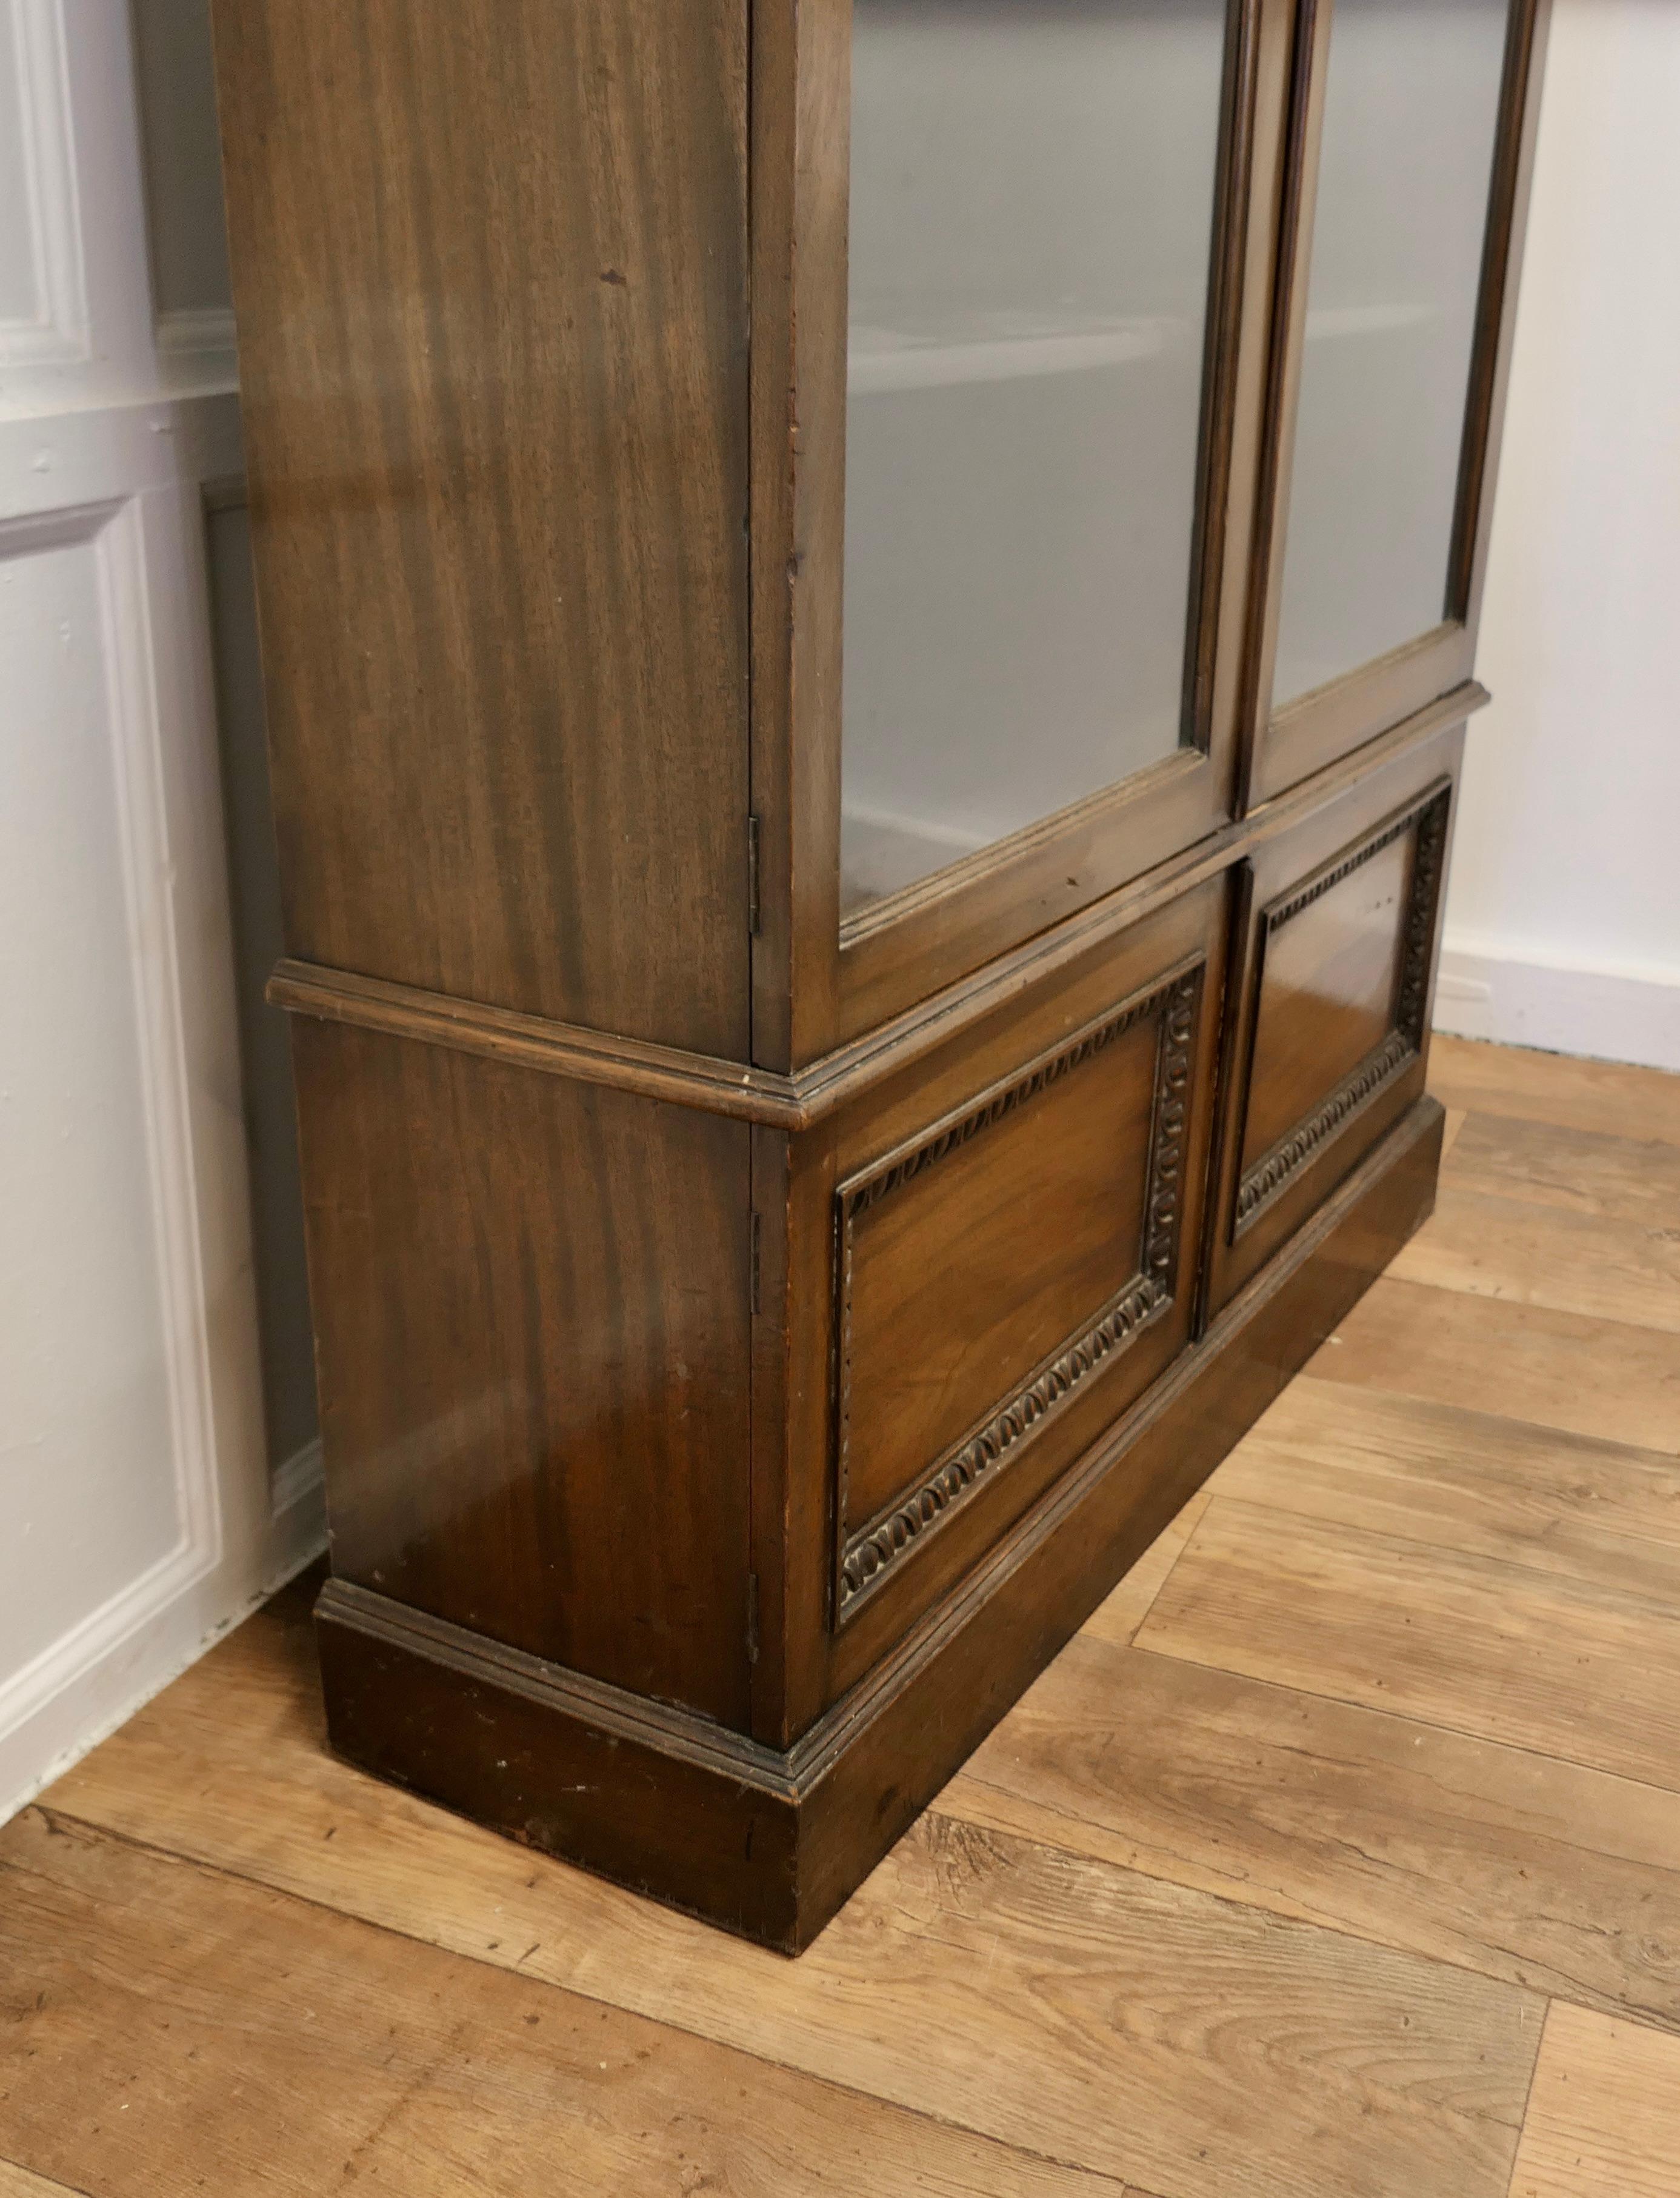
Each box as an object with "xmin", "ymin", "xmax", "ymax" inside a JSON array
[
  {"xmin": 270, "ymin": 681, "xmax": 1485, "ymax": 1130},
  {"xmin": 268, "ymin": 959, "xmax": 808, "ymax": 1127}
]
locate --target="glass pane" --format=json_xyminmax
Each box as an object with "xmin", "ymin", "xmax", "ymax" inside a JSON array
[
  {"xmin": 1272, "ymin": 0, "xmax": 1510, "ymax": 709},
  {"xmin": 840, "ymin": 0, "xmax": 1230, "ymax": 917}
]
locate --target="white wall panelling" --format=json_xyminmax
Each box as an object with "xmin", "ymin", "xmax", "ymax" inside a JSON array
[
  {"xmin": 130, "ymin": 0, "xmax": 236, "ymax": 384},
  {"xmin": 0, "ymin": 0, "xmax": 89, "ymax": 368},
  {"xmin": 0, "ymin": 401, "xmax": 325, "ymax": 1819},
  {"xmin": 0, "ymin": 0, "xmax": 321, "ymax": 1823}
]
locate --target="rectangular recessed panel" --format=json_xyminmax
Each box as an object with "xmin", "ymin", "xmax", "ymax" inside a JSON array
[
  {"xmin": 1233, "ymin": 787, "xmax": 1449, "ymax": 1239},
  {"xmin": 1242, "ymin": 831, "xmax": 1411, "ymax": 1173},
  {"xmin": 836, "ymin": 967, "xmax": 1199, "ymax": 1616}
]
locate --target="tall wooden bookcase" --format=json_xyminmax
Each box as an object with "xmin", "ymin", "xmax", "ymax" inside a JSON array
[{"xmin": 210, "ymin": 0, "xmax": 1550, "ymax": 1947}]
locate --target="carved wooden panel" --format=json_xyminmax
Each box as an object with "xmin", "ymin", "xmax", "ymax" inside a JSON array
[
  {"xmin": 832, "ymin": 961, "xmax": 1201, "ymax": 1623},
  {"xmin": 1235, "ymin": 782, "xmax": 1449, "ymax": 1239}
]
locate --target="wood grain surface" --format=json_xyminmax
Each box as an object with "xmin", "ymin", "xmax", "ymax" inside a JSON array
[
  {"xmin": 1305, "ymin": 1276, "xmax": 1680, "ymax": 1454},
  {"xmin": 1508, "ymin": 2003, "xmax": 1680, "ymax": 2198},
  {"xmin": 290, "ymin": 1022, "xmax": 755, "ymax": 1726},
  {"xmin": 0, "ymin": 1808, "xmax": 1116, "ymax": 2198},
  {"xmin": 0, "ymin": 2163, "xmax": 80, "ymax": 2198},
  {"xmin": 36, "ymin": 1633, "xmax": 1541, "ymax": 2198},
  {"xmin": 1136, "ymin": 1491, "xmax": 1680, "ymax": 1785},
  {"xmin": 213, "ymin": 0, "xmax": 752, "ymax": 1054},
  {"xmin": 948, "ymin": 1636, "xmax": 1680, "ymax": 2029},
  {"xmin": 22, "ymin": 1044, "xmax": 1680, "ymax": 2194},
  {"xmin": 1428, "ymin": 1034, "xmax": 1680, "ymax": 1147}
]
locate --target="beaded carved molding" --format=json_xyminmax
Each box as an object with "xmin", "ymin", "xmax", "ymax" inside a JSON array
[
  {"xmin": 832, "ymin": 959, "xmax": 1202, "ymax": 1624},
  {"xmin": 1233, "ymin": 782, "xmax": 1451, "ymax": 1239}
]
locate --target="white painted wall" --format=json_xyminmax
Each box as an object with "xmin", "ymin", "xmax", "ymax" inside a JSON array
[
  {"xmin": 1441, "ymin": 0, "xmax": 1680, "ymax": 1070},
  {"xmin": 0, "ymin": 0, "xmax": 321, "ymax": 1821}
]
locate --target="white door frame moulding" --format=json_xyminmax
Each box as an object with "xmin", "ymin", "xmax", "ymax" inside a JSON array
[
  {"xmin": 0, "ymin": 393, "xmax": 325, "ymax": 1822},
  {"xmin": 0, "ymin": 0, "xmax": 90, "ymax": 368}
]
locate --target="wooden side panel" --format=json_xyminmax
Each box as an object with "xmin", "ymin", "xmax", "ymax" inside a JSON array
[
  {"xmin": 211, "ymin": 0, "xmax": 752, "ymax": 1055},
  {"xmin": 1207, "ymin": 726, "xmax": 1461, "ymax": 1316},
  {"xmin": 291, "ymin": 1025, "xmax": 755, "ymax": 1729}
]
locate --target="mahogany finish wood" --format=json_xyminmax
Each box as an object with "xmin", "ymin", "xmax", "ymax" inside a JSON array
[
  {"xmin": 1205, "ymin": 725, "xmax": 1462, "ymax": 1317},
  {"xmin": 212, "ymin": 0, "xmax": 753, "ymax": 1055},
  {"xmin": 315, "ymin": 1098, "xmax": 1444, "ymax": 1952},
  {"xmin": 211, "ymin": 0, "xmax": 1545, "ymax": 1946},
  {"xmin": 289, "ymin": 1024, "xmax": 755, "ymax": 1728}
]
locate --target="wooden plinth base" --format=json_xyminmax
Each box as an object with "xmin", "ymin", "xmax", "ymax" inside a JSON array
[{"xmin": 315, "ymin": 1096, "xmax": 1444, "ymax": 1953}]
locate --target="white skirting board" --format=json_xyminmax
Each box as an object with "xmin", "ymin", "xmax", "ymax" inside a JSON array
[
  {"xmin": 1435, "ymin": 934, "xmax": 1680, "ymax": 1074},
  {"xmin": 0, "ymin": 1445, "xmax": 325, "ymax": 1825}
]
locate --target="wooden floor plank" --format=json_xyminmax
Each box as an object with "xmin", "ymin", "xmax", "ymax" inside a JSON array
[
  {"xmin": 1080, "ymin": 1486, "xmax": 1216, "ymax": 1645},
  {"xmin": 1507, "ymin": 2003, "xmax": 1680, "ymax": 2198},
  {"xmin": 0, "ymin": 2163, "xmax": 87, "ymax": 2198},
  {"xmin": 1196, "ymin": 1379, "xmax": 1680, "ymax": 1602},
  {"xmin": 1428, "ymin": 1036, "xmax": 1680, "ymax": 1149},
  {"xmin": 1136, "ymin": 1490, "xmax": 1680, "ymax": 1790},
  {"xmin": 1391, "ymin": 1181, "xmax": 1680, "ymax": 1333},
  {"xmin": 1442, "ymin": 1108, "xmax": 1680, "ymax": 1226},
  {"xmin": 0, "ymin": 1807, "xmax": 1118, "ymax": 2198},
  {"xmin": 942, "ymin": 1634, "xmax": 1680, "ymax": 2031},
  {"xmin": 1304, "ymin": 1276, "xmax": 1680, "ymax": 1456},
  {"xmin": 41, "ymin": 1605, "xmax": 1541, "ymax": 2198}
]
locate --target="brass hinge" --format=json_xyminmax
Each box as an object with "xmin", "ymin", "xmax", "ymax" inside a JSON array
[{"xmin": 747, "ymin": 814, "xmax": 762, "ymax": 936}]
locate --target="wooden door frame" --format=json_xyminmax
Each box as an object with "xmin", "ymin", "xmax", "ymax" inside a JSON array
[
  {"xmin": 1240, "ymin": 0, "xmax": 1552, "ymax": 811},
  {"xmin": 747, "ymin": 0, "xmax": 1298, "ymax": 1070}
]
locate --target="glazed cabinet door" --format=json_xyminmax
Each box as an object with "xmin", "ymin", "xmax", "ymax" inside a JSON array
[
  {"xmin": 1245, "ymin": 0, "xmax": 1548, "ymax": 805},
  {"xmin": 751, "ymin": 0, "xmax": 1295, "ymax": 1065}
]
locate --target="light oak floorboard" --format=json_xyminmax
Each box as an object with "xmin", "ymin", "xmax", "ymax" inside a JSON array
[
  {"xmin": 1201, "ymin": 1379, "xmax": 1680, "ymax": 1605},
  {"xmin": 1136, "ymin": 1490, "xmax": 1680, "ymax": 1790},
  {"xmin": 1442, "ymin": 1108, "xmax": 1680, "ymax": 1226},
  {"xmin": 1440, "ymin": 1105, "xmax": 1468, "ymax": 1161},
  {"xmin": 1391, "ymin": 1183, "xmax": 1680, "ymax": 1334},
  {"xmin": 944, "ymin": 1634, "xmax": 1680, "ymax": 2030},
  {"xmin": 0, "ymin": 2165, "xmax": 87, "ymax": 2198},
  {"xmin": 1305, "ymin": 1276, "xmax": 1680, "ymax": 1456},
  {"xmin": 0, "ymin": 1807, "xmax": 1118, "ymax": 2198},
  {"xmin": 1429, "ymin": 1036, "xmax": 1680, "ymax": 1149},
  {"xmin": 1507, "ymin": 2003, "xmax": 1680, "ymax": 2198},
  {"xmin": 42, "ymin": 1606, "xmax": 1541, "ymax": 2198},
  {"xmin": 1081, "ymin": 1486, "xmax": 1216, "ymax": 1644}
]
